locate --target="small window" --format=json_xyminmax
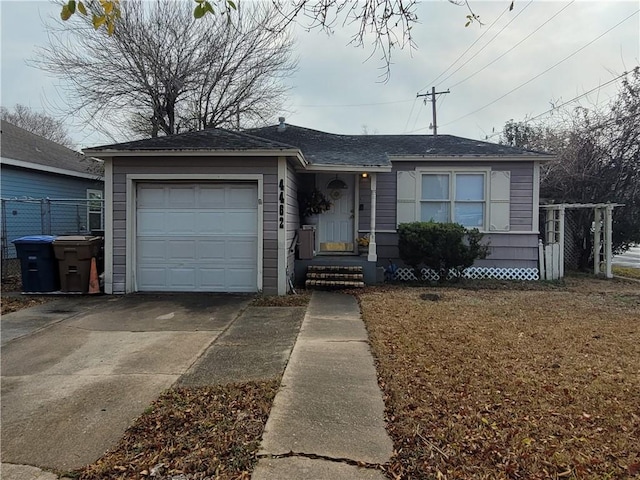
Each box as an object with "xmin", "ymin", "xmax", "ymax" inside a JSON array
[{"xmin": 87, "ymin": 189, "xmax": 104, "ymax": 231}]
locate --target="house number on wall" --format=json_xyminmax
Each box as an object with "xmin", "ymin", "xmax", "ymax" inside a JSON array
[{"xmin": 279, "ymin": 179, "xmax": 285, "ymax": 229}]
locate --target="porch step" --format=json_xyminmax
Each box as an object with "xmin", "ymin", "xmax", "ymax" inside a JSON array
[
  {"xmin": 305, "ymin": 265, "xmax": 365, "ymax": 289},
  {"xmin": 305, "ymin": 279, "xmax": 365, "ymax": 288},
  {"xmin": 307, "ymin": 265, "xmax": 363, "ymax": 273},
  {"xmin": 307, "ymin": 272, "xmax": 364, "ymax": 280}
]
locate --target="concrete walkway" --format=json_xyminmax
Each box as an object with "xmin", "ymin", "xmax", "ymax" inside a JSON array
[{"xmin": 252, "ymin": 291, "xmax": 393, "ymax": 479}]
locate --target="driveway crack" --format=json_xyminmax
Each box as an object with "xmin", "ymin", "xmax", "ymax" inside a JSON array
[{"xmin": 258, "ymin": 451, "xmax": 387, "ymax": 471}]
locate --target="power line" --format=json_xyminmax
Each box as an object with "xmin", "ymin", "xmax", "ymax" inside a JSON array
[
  {"xmin": 433, "ymin": 1, "xmax": 534, "ymax": 90},
  {"xmin": 403, "ymin": 97, "xmax": 419, "ymax": 133},
  {"xmin": 294, "ymin": 99, "xmax": 413, "ymax": 108},
  {"xmin": 481, "ymin": 71, "xmax": 632, "ymax": 141},
  {"xmin": 525, "ymin": 72, "xmax": 628, "ymax": 123},
  {"xmin": 449, "ymin": 1, "xmax": 574, "ymax": 89},
  {"xmin": 418, "ymin": 4, "xmax": 511, "ymax": 93},
  {"xmin": 441, "ymin": 9, "xmax": 640, "ymax": 128}
]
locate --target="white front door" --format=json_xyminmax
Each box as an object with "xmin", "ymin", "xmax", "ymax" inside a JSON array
[{"xmin": 317, "ymin": 174, "xmax": 354, "ymax": 253}]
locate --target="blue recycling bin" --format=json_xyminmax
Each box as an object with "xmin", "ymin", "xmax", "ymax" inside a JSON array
[{"xmin": 12, "ymin": 235, "xmax": 59, "ymax": 292}]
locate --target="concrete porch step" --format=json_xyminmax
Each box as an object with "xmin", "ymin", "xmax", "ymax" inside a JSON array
[
  {"xmin": 305, "ymin": 279, "xmax": 365, "ymax": 288},
  {"xmin": 307, "ymin": 265, "xmax": 364, "ymax": 273},
  {"xmin": 307, "ymin": 272, "xmax": 364, "ymax": 280}
]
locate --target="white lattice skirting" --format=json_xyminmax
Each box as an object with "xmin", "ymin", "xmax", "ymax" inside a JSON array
[{"xmin": 393, "ymin": 267, "xmax": 540, "ymax": 282}]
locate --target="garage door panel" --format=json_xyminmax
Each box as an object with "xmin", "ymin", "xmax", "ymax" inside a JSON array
[
  {"xmin": 197, "ymin": 212, "xmax": 227, "ymax": 233},
  {"xmin": 138, "ymin": 212, "xmax": 166, "ymax": 234},
  {"xmin": 227, "ymin": 268, "xmax": 257, "ymax": 289},
  {"xmin": 226, "ymin": 211, "xmax": 258, "ymax": 234},
  {"xmin": 200, "ymin": 268, "xmax": 228, "ymax": 289},
  {"xmin": 168, "ymin": 268, "xmax": 197, "ymax": 288},
  {"xmin": 228, "ymin": 238, "xmax": 257, "ymax": 260},
  {"xmin": 229, "ymin": 186, "xmax": 258, "ymax": 208},
  {"xmin": 137, "ymin": 267, "xmax": 167, "ymax": 289},
  {"xmin": 166, "ymin": 212, "xmax": 198, "ymax": 234},
  {"xmin": 137, "ymin": 185, "xmax": 165, "ymax": 207},
  {"xmin": 138, "ymin": 239, "xmax": 166, "ymax": 261},
  {"xmin": 167, "ymin": 240, "xmax": 197, "ymax": 260},
  {"xmin": 198, "ymin": 186, "xmax": 226, "ymax": 207},
  {"xmin": 136, "ymin": 183, "xmax": 258, "ymax": 292},
  {"xmin": 168, "ymin": 187, "xmax": 197, "ymax": 207}
]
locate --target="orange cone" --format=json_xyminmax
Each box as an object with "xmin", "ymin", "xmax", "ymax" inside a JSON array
[{"xmin": 88, "ymin": 257, "xmax": 100, "ymax": 294}]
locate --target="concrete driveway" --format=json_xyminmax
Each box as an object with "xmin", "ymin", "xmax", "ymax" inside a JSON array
[{"xmin": 1, "ymin": 294, "xmax": 251, "ymax": 472}]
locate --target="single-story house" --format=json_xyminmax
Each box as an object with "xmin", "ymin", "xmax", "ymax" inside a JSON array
[
  {"xmin": 84, "ymin": 119, "xmax": 552, "ymax": 295},
  {"xmin": 1, "ymin": 120, "xmax": 104, "ymax": 258}
]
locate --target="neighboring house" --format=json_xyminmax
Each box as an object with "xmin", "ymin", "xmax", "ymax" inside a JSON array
[
  {"xmin": 84, "ymin": 119, "xmax": 552, "ymax": 295},
  {"xmin": 0, "ymin": 120, "xmax": 104, "ymax": 257}
]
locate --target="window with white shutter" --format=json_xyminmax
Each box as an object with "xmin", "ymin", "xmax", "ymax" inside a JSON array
[{"xmin": 396, "ymin": 168, "xmax": 511, "ymax": 231}]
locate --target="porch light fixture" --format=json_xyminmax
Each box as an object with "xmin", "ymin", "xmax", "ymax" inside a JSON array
[{"xmin": 361, "ymin": 172, "xmax": 369, "ymax": 178}]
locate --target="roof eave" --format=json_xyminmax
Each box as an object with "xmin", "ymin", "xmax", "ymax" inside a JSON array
[
  {"xmin": 389, "ymin": 154, "xmax": 554, "ymax": 162},
  {"xmin": 1, "ymin": 156, "xmax": 103, "ymax": 181},
  {"xmin": 303, "ymin": 164, "xmax": 391, "ymax": 172},
  {"xmin": 83, "ymin": 147, "xmax": 303, "ymax": 159}
]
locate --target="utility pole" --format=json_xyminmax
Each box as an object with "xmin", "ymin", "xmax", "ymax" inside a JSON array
[{"xmin": 416, "ymin": 87, "xmax": 450, "ymax": 136}]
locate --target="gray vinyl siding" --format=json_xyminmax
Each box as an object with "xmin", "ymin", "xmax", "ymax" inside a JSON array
[
  {"xmin": 369, "ymin": 160, "xmax": 538, "ymax": 270},
  {"xmin": 375, "ymin": 231, "xmax": 539, "ymax": 269},
  {"xmin": 286, "ymin": 161, "xmax": 299, "ymax": 288},
  {"xmin": 110, "ymin": 156, "xmax": 279, "ymax": 294}
]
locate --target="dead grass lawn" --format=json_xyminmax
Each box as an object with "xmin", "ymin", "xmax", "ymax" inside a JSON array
[
  {"xmin": 358, "ymin": 277, "xmax": 640, "ymax": 479},
  {"xmin": 613, "ymin": 266, "xmax": 640, "ymax": 280}
]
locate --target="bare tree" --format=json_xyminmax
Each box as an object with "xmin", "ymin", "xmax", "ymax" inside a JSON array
[
  {"xmin": 34, "ymin": 1, "xmax": 296, "ymax": 140},
  {"xmin": 58, "ymin": 0, "xmax": 491, "ymax": 81},
  {"xmin": 500, "ymin": 67, "xmax": 640, "ymax": 268},
  {"xmin": 0, "ymin": 104, "xmax": 74, "ymax": 148}
]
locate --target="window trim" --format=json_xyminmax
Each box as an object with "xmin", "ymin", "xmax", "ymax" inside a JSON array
[
  {"xmin": 416, "ymin": 167, "xmax": 489, "ymax": 230},
  {"xmin": 86, "ymin": 188, "xmax": 104, "ymax": 232}
]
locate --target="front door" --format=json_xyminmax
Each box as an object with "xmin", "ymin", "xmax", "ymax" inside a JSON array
[{"xmin": 317, "ymin": 174, "xmax": 354, "ymax": 253}]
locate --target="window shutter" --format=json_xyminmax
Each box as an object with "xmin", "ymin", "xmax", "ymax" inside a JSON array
[
  {"xmin": 397, "ymin": 170, "xmax": 417, "ymax": 225},
  {"xmin": 489, "ymin": 170, "xmax": 510, "ymax": 231}
]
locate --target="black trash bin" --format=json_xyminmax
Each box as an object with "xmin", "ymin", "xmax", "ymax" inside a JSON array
[
  {"xmin": 12, "ymin": 235, "xmax": 59, "ymax": 292},
  {"xmin": 53, "ymin": 236, "xmax": 103, "ymax": 293}
]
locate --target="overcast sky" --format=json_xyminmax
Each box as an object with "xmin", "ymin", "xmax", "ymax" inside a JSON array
[{"xmin": 1, "ymin": 0, "xmax": 639, "ymax": 150}]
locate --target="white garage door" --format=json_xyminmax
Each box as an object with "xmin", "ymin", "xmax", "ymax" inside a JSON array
[{"xmin": 136, "ymin": 183, "xmax": 258, "ymax": 292}]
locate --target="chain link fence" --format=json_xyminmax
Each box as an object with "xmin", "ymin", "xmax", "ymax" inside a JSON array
[{"xmin": 1, "ymin": 198, "xmax": 104, "ymax": 280}]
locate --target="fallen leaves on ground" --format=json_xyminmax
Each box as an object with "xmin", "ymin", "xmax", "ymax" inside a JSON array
[
  {"xmin": 74, "ymin": 381, "xmax": 279, "ymax": 480},
  {"xmin": 250, "ymin": 291, "xmax": 311, "ymax": 307},
  {"xmin": 358, "ymin": 277, "xmax": 640, "ymax": 479},
  {"xmin": 1, "ymin": 276, "xmax": 51, "ymax": 315}
]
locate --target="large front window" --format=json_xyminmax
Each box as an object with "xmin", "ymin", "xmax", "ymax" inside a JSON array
[{"xmin": 420, "ymin": 172, "xmax": 486, "ymax": 228}]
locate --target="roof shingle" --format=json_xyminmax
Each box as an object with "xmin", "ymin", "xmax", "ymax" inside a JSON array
[
  {"xmin": 246, "ymin": 124, "xmax": 551, "ymax": 167},
  {"xmin": 1, "ymin": 120, "xmax": 99, "ymax": 175}
]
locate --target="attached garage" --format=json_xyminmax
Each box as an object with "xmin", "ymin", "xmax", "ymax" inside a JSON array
[{"xmin": 135, "ymin": 182, "xmax": 259, "ymax": 292}]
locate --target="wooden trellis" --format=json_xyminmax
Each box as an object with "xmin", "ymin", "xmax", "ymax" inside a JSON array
[{"xmin": 539, "ymin": 203, "xmax": 623, "ymax": 280}]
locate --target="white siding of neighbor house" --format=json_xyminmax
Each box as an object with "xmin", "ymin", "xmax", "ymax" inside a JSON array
[
  {"xmin": 359, "ymin": 160, "xmax": 539, "ymax": 269},
  {"xmin": 110, "ymin": 156, "xmax": 280, "ymax": 295}
]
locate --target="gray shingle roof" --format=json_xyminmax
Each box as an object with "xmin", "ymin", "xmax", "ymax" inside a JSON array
[
  {"xmin": 246, "ymin": 124, "xmax": 552, "ymax": 167},
  {"xmin": 84, "ymin": 122, "xmax": 551, "ymax": 168},
  {"xmin": 0, "ymin": 120, "xmax": 99, "ymax": 175},
  {"xmin": 86, "ymin": 127, "xmax": 297, "ymax": 153}
]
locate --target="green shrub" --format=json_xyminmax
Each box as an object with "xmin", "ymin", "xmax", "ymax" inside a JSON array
[{"xmin": 398, "ymin": 222, "xmax": 489, "ymax": 282}]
